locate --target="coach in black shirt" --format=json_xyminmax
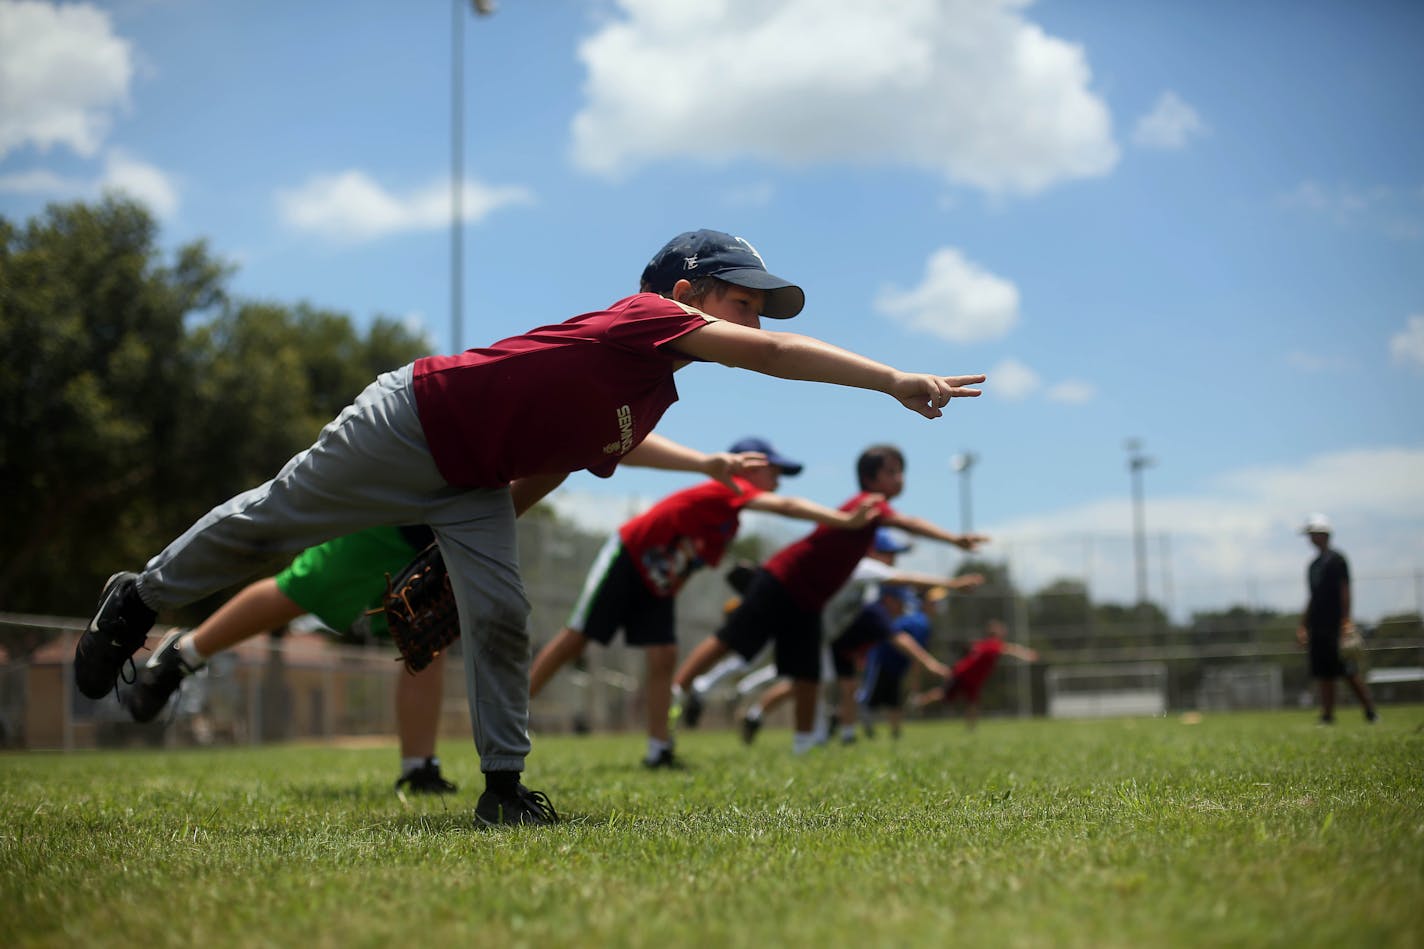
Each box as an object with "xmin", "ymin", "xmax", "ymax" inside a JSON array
[{"xmin": 1295, "ymin": 514, "xmax": 1378, "ymax": 724}]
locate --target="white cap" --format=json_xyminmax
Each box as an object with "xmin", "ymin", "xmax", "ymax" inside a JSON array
[{"xmin": 1302, "ymin": 513, "xmax": 1332, "ymax": 535}]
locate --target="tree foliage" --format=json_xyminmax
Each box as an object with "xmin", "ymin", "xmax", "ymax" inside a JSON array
[{"xmin": 0, "ymin": 198, "xmax": 430, "ymax": 614}]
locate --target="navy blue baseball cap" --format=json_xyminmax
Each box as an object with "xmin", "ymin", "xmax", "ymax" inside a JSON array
[
  {"xmin": 641, "ymin": 229, "xmax": 805, "ymax": 319},
  {"xmin": 729, "ymin": 436, "xmax": 803, "ymax": 476},
  {"xmin": 874, "ymin": 528, "xmax": 913, "ymax": 554}
]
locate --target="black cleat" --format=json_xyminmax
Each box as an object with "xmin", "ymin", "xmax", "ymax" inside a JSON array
[
  {"xmin": 74, "ymin": 572, "xmax": 157, "ymax": 700},
  {"xmin": 126, "ymin": 627, "xmax": 201, "ymax": 723},
  {"xmin": 740, "ymin": 714, "xmax": 762, "ymax": 746},
  {"xmin": 475, "ymin": 783, "xmax": 559, "ymax": 827},
  {"xmin": 643, "ymin": 748, "xmax": 685, "ymax": 770},
  {"xmin": 395, "ymin": 758, "xmax": 458, "ymax": 795}
]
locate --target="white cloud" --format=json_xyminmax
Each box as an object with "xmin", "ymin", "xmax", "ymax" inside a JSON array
[
  {"xmin": 100, "ymin": 149, "xmax": 179, "ymax": 218},
  {"xmin": 572, "ymin": 0, "xmax": 1118, "ymax": 195},
  {"xmin": 1389, "ymin": 314, "xmax": 1424, "ymax": 370},
  {"xmin": 1130, "ymin": 91, "xmax": 1206, "ymax": 150},
  {"xmin": 1046, "ymin": 379, "xmax": 1096, "ymax": 404},
  {"xmin": 0, "ymin": 147, "xmax": 179, "ymax": 218},
  {"xmin": 980, "ymin": 447, "xmax": 1424, "ymax": 619},
  {"xmin": 0, "ymin": 0, "xmax": 133, "ymax": 159},
  {"xmin": 875, "ymin": 247, "xmax": 1020, "ymax": 343},
  {"xmin": 276, "ymin": 170, "xmax": 534, "ymax": 242},
  {"xmin": 988, "ymin": 357, "xmax": 1040, "ymax": 400}
]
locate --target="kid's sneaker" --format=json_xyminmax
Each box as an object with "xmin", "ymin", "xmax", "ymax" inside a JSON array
[
  {"xmin": 474, "ymin": 784, "xmax": 559, "ymax": 827},
  {"xmin": 395, "ymin": 758, "xmax": 458, "ymax": 795},
  {"xmin": 125, "ymin": 627, "xmax": 202, "ymax": 723},
  {"xmin": 642, "ymin": 748, "xmax": 685, "ymax": 770},
  {"xmin": 740, "ymin": 714, "xmax": 762, "ymax": 745},
  {"xmin": 74, "ymin": 572, "xmax": 157, "ymax": 700}
]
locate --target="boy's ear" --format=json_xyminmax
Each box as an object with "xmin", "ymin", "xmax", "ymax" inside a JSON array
[{"xmin": 669, "ymin": 279, "xmax": 694, "ymax": 302}]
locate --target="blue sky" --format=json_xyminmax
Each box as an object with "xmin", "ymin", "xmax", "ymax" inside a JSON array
[{"xmin": 3, "ymin": 0, "xmax": 1422, "ymax": 620}]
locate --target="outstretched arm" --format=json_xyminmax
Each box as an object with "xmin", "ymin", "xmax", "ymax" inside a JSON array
[
  {"xmin": 883, "ymin": 511, "xmax": 989, "ymax": 552},
  {"xmin": 1002, "ymin": 642, "xmax": 1039, "ymax": 663},
  {"xmin": 883, "ymin": 570, "xmax": 985, "ymax": 594},
  {"xmin": 746, "ymin": 493, "xmax": 882, "ymax": 529},
  {"xmin": 668, "ymin": 319, "xmax": 984, "ymax": 420},
  {"xmin": 890, "ymin": 632, "xmax": 950, "ymax": 679},
  {"xmin": 621, "ymin": 432, "xmax": 769, "ymax": 491}
]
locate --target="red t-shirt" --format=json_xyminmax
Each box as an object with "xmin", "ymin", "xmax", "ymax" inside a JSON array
[
  {"xmin": 952, "ymin": 637, "xmax": 1004, "ymax": 693},
  {"xmin": 618, "ymin": 476, "xmax": 764, "ymax": 597},
  {"xmin": 762, "ymin": 492, "xmax": 895, "ymax": 612},
  {"xmin": 412, "ymin": 294, "xmax": 713, "ymax": 488}
]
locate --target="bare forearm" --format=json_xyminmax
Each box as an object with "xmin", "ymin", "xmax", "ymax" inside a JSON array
[
  {"xmin": 621, "ymin": 433, "xmax": 708, "ymax": 472},
  {"xmin": 749, "ymin": 494, "xmax": 858, "ymax": 527},
  {"xmin": 723, "ymin": 330, "xmax": 897, "ymax": 392}
]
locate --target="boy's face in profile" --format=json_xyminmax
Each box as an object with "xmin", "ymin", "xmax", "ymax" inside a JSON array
[
  {"xmin": 676, "ymin": 280, "xmax": 765, "ymax": 328},
  {"xmin": 742, "ymin": 465, "xmax": 783, "ymax": 492},
  {"xmin": 865, "ymin": 456, "xmax": 905, "ymax": 499}
]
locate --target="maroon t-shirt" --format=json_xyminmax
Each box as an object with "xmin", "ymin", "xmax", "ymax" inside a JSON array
[
  {"xmin": 412, "ymin": 294, "xmax": 713, "ymax": 488},
  {"xmin": 618, "ymin": 476, "xmax": 764, "ymax": 597},
  {"xmin": 763, "ymin": 492, "xmax": 896, "ymax": 612}
]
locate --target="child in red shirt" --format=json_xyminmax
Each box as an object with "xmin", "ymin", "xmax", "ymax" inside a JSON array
[
  {"xmin": 529, "ymin": 436, "xmax": 878, "ymax": 769},
  {"xmin": 76, "ymin": 229, "xmax": 986, "ymax": 824}
]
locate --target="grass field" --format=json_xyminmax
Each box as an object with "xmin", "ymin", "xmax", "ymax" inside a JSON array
[{"xmin": 3, "ymin": 708, "xmax": 1421, "ymax": 948}]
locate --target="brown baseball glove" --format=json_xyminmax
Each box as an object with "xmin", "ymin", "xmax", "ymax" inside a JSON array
[{"xmin": 383, "ymin": 543, "xmax": 459, "ymax": 673}]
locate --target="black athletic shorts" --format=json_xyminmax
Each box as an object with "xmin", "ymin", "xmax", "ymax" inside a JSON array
[
  {"xmin": 716, "ymin": 568, "xmax": 822, "ymax": 681},
  {"xmin": 862, "ymin": 664, "xmax": 906, "ymax": 710},
  {"xmin": 1306, "ymin": 624, "xmax": 1350, "ymax": 678},
  {"xmin": 830, "ymin": 606, "xmax": 894, "ymax": 679},
  {"xmin": 567, "ymin": 540, "xmax": 674, "ymax": 647}
]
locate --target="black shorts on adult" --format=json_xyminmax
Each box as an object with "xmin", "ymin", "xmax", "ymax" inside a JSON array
[
  {"xmin": 716, "ymin": 569, "xmax": 822, "ymax": 680},
  {"xmin": 573, "ymin": 546, "xmax": 674, "ymax": 647},
  {"xmin": 830, "ymin": 607, "xmax": 893, "ymax": 679},
  {"xmin": 1307, "ymin": 625, "xmax": 1349, "ymax": 678}
]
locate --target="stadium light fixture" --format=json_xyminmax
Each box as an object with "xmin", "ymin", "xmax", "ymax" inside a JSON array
[
  {"xmin": 450, "ymin": 1, "xmax": 497, "ymax": 354},
  {"xmin": 1125, "ymin": 438, "xmax": 1155, "ymax": 608}
]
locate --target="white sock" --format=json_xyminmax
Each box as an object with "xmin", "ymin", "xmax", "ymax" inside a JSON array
[
  {"xmin": 401, "ymin": 756, "xmax": 435, "ymax": 775},
  {"xmin": 646, "ymin": 737, "xmax": 671, "ymax": 761},
  {"xmin": 745, "ymin": 704, "xmax": 763, "ymax": 722},
  {"xmin": 792, "ymin": 731, "xmax": 818, "ymax": 755},
  {"xmin": 178, "ymin": 633, "xmax": 207, "ymax": 667},
  {"xmin": 840, "ymin": 725, "xmax": 857, "ymax": 741},
  {"xmin": 693, "ymin": 654, "xmax": 747, "ymax": 695}
]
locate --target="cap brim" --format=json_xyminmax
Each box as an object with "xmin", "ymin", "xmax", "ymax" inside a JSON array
[
  {"xmin": 716, "ymin": 268, "xmax": 805, "ymax": 319},
  {"xmin": 767, "ymin": 454, "xmax": 803, "ymax": 476}
]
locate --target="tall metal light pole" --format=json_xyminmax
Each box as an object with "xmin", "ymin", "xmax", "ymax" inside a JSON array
[
  {"xmin": 451, "ymin": 1, "xmax": 496, "ymax": 354},
  {"xmin": 1125, "ymin": 438, "xmax": 1154, "ymax": 607},
  {"xmin": 951, "ymin": 452, "xmax": 978, "ymax": 536}
]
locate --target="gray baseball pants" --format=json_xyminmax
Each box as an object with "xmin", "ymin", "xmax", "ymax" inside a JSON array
[{"xmin": 135, "ymin": 365, "xmax": 533, "ymax": 773}]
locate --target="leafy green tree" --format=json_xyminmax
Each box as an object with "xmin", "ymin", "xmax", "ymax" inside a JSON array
[
  {"xmin": 1, "ymin": 198, "xmax": 228, "ymax": 609},
  {"xmin": 0, "ymin": 198, "xmax": 430, "ymax": 615}
]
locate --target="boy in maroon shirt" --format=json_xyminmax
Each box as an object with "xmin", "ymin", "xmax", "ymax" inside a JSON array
[
  {"xmin": 672, "ymin": 444, "xmax": 988, "ymax": 754},
  {"xmin": 528, "ymin": 436, "xmax": 879, "ymax": 769},
  {"xmin": 75, "ymin": 229, "xmax": 986, "ymax": 825}
]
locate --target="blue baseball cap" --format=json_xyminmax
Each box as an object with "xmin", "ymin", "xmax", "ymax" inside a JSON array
[
  {"xmin": 641, "ymin": 229, "xmax": 805, "ymax": 319},
  {"xmin": 880, "ymin": 583, "xmax": 912, "ymax": 603},
  {"xmin": 729, "ymin": 437, "xmax": 803, "ymax": 476},
  {"xmin": 873, "ymin": 528, "xmax": 912, "ymax": 554}
]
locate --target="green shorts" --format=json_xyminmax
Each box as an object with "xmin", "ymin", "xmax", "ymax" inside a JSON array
[{"xmin": 274, "ymin": 526, "xmax": 423, "ymax": 637}]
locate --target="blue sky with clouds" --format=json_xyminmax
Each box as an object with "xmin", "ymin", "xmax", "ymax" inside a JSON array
[{"xmin": 3, "ymin": 0, "xmax": 1422, "ymax": 620}]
